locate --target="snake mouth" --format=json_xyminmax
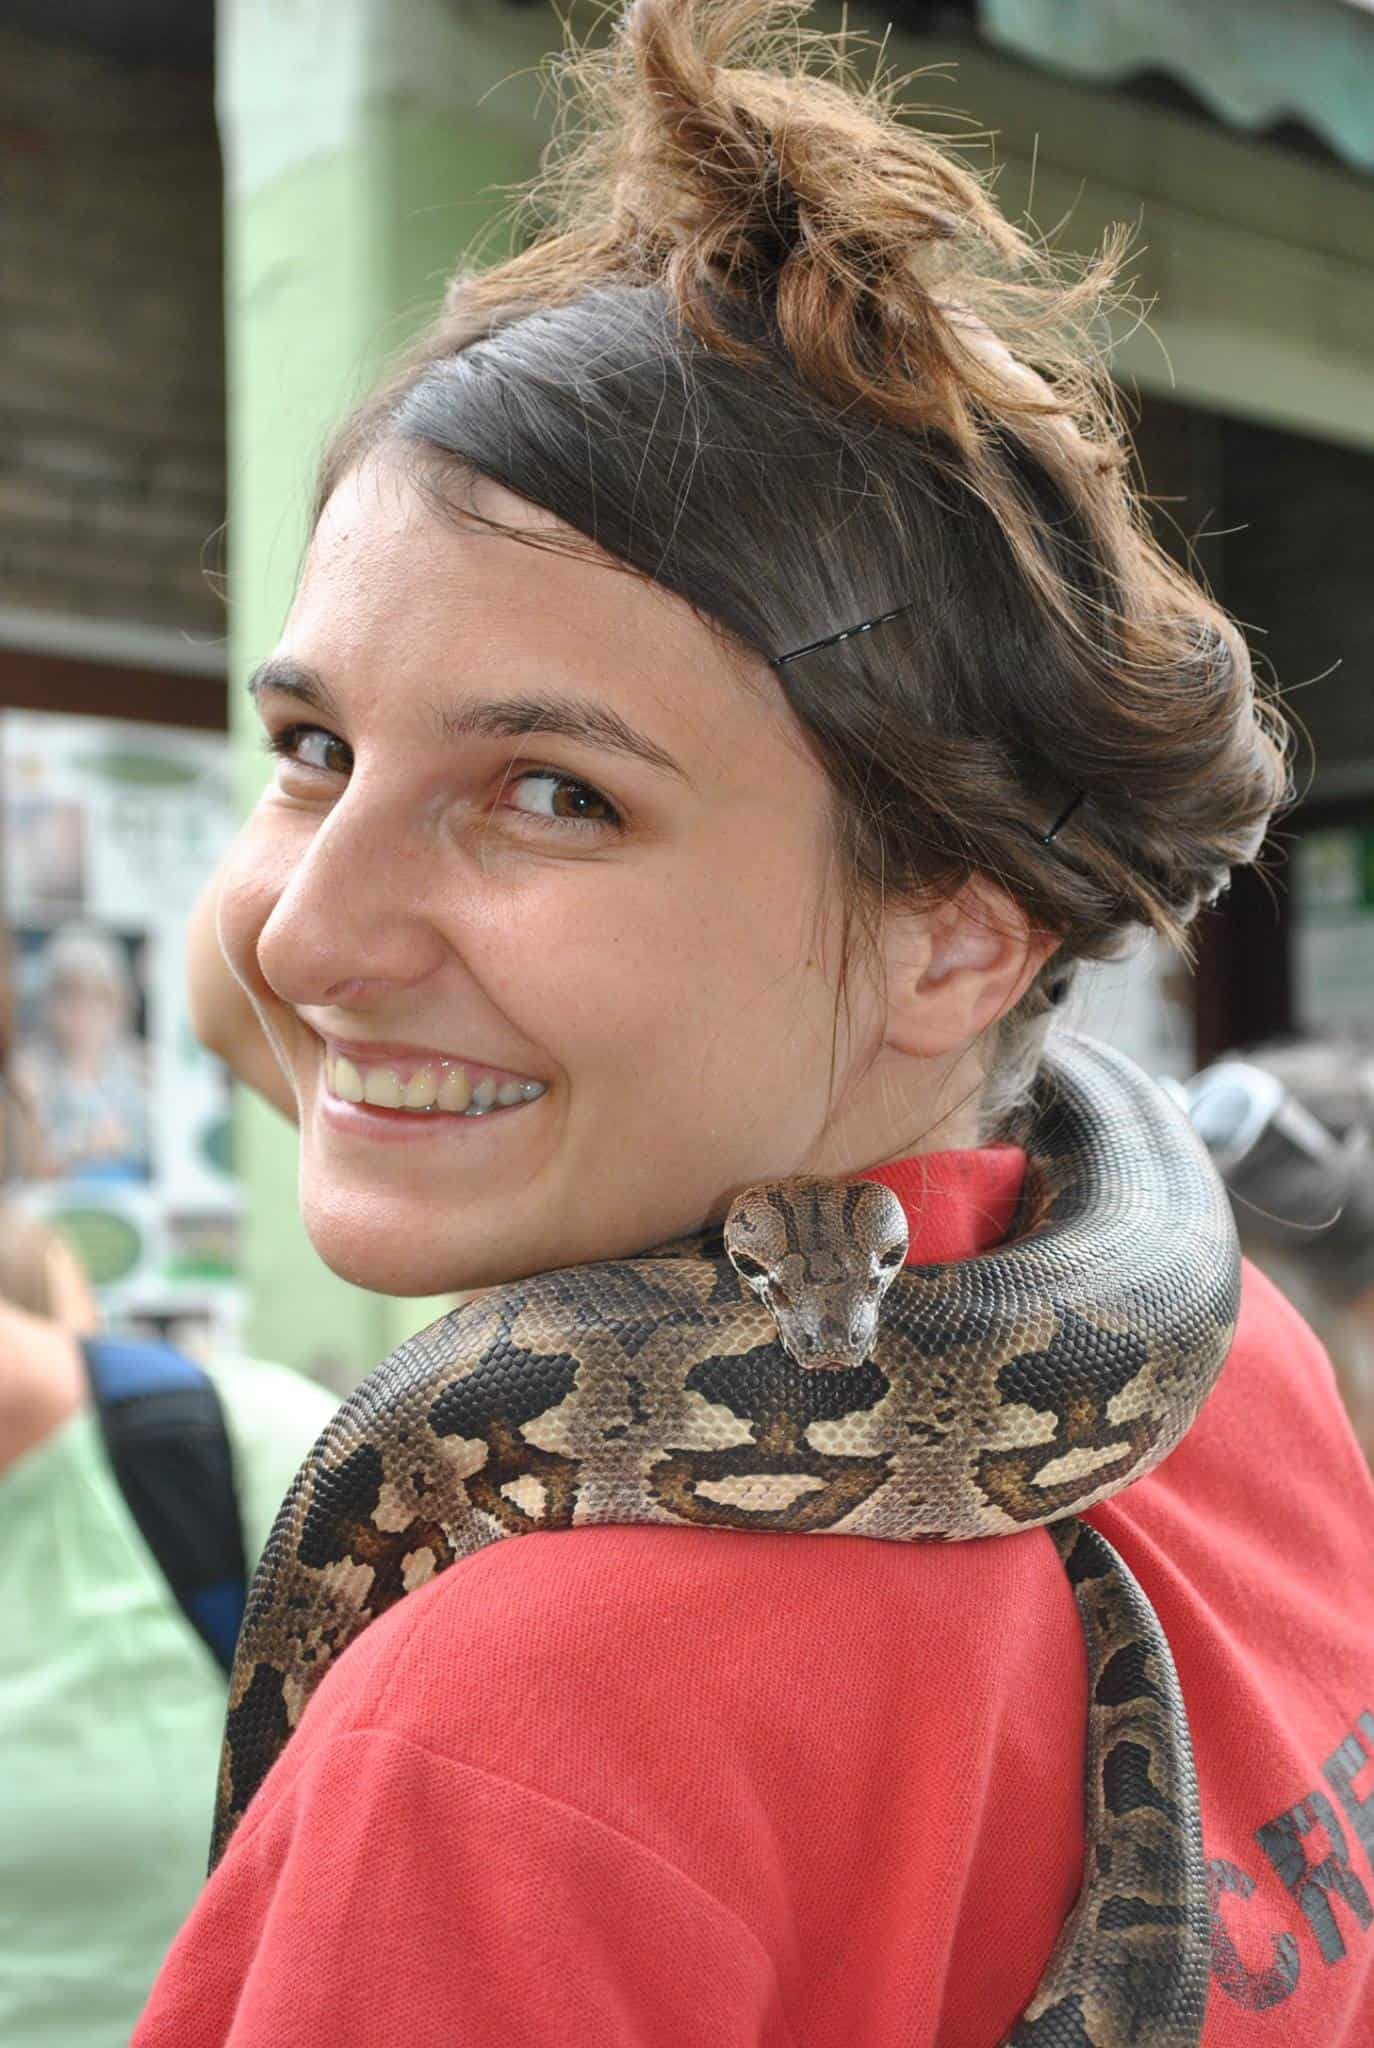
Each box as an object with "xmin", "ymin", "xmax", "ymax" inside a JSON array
[
  {"xmin": 776, "ymin": 1327, "xmax": 879, "ymax": 1372},
  {"xmin": 765, "ymin": 1306, "xmax": 881, "ymax": 1373}
]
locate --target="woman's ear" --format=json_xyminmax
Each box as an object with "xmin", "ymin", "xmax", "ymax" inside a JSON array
[{"xmin": 880, "ymin": 880, "xmax": 1059, "ymax": 1060}]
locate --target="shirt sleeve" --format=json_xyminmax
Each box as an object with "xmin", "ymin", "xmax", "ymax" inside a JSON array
[{"xmin": 132, "ymin": 1728, "xmax": 796, "ymax": 2048}]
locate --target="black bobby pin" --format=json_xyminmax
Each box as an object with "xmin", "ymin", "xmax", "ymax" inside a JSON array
[
  {"xmin": 773, "ymin": 603, "xmax": 1087, "ymax": 854},
  {"xmin": 1040, "ymin": 792, "xmax": 1087, "ymax": 846},
  {"xmin": 770, "ymin": 603, "xmax": 914, "ymax": 668}
]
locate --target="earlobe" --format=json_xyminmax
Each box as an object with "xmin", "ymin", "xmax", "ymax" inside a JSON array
[{"xmin": 882, "ymin": 883, "xmax": 1059, "ymax": 1060}]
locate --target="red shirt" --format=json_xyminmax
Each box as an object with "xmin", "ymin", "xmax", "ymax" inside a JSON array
[{"xmin": 135, "ymin": 1148, "xmax": 1374, "ymax": 2046}]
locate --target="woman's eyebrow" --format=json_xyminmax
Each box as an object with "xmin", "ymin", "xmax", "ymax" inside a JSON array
[
  {"xmin": 439, "ymin": 694, "xmax": 687, "ymax": 781},
  {"xmin": 247, "ymin": 662, "xmax": 687, "ymax": 783},
  {"xmin": 245, "ymin": 658, "xmax": 341, "ymax": 721}
]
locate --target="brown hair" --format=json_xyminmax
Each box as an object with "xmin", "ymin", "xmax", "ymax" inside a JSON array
[{"xmin": 317, "ymin": 0, "xmax": 1289, "ymax": 1132}]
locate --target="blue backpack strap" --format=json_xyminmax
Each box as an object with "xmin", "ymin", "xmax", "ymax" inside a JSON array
[{"xmin": 82, "ymin": 1338, "xmax": 248, "ymax": 1675}]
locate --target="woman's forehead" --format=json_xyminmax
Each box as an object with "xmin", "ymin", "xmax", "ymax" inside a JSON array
[{"xmin": 287, "ymin": 463, "xmax": 792, "ymax": 758}]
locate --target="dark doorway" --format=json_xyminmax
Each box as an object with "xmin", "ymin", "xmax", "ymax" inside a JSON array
[{"xmin": 1132, "ymin": 396, "xmax": 1374, "ymax": 1061}]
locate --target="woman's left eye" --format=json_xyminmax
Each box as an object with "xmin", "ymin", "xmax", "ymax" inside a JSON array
[
  {"xmin": 263, "ymin": 724, "xmax": 353, "ymax": 778},
  {"xmin": 503, "ymin": 772, "xmax": 622, "ymax": 831}
]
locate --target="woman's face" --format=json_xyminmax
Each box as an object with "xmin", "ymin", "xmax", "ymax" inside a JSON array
[{"xmin": 222, "ymin": 461, "xmax": 898, "ymax": 1296}]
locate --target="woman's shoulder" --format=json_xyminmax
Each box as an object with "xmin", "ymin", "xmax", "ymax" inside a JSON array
[
  {"xmin": 295, "ymin": 1518, "xmax": 1085, "ymax": 1847},
  {"xmin": 1095, "ymin": 1256, "xmax": 1374, "ymax": 1553},
  {"xmin": 1209, "ymin": 1257, "xmax": 1374, "ymax": 1487},
  {"xmin": 227, "ymin": 1521, "xmax": 1080, "ymax": 2034},
  {"xmin": 1087, "ymin": 1255, "xmax": 1374, "ymax": 1744},
  {"xmin": 330, "ymin": 1515, "xmax": 1075, "ymax": 1684},
  {"xmin": 156, "ymin": 1547, "xmax": 1086, "ymax": 2048}
]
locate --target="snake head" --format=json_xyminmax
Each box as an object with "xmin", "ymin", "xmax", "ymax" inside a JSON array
[{"xmin": 724, "ymin": 1178, "xmax": 909, "ymax": 1370}]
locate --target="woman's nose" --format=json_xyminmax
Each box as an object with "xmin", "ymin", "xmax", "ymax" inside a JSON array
[{"xmin": 253, "ymin": 789, "xmax": 450, "ymax": 1008}]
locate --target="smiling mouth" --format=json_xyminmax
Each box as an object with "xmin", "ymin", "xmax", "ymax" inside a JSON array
[{"xmin": 324, "ymin": 1049, "xmax": 547, "ymax": 1119}]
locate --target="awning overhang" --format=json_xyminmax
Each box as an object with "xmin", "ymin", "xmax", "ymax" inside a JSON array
[{"xmin": 979, "ymin": 0, "xmax": 1374, "ymax": 174}]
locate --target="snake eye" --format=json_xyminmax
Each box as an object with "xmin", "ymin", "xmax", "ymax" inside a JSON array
[
  {"xmin": 730, "ymin": 1250, "xmax": 769, "ymax": 1281},
  {"xmin": 877, "ymin": 1245, "xmax": 906, "ymax": 1271}
]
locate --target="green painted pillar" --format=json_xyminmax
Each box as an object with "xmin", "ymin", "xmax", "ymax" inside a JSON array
[{"xmin": 216, "ymin": 0, "xmax": 549, "ymax": 1384}]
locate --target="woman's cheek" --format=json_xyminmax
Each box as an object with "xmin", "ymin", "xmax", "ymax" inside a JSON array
[{"xmin": 217, "ymin": 813, "xmax": 292, "ymax": 997}]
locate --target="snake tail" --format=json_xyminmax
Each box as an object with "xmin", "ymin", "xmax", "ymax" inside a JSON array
[{"xmin": 1005, "ymin": 1520, "xmax": 1210, "ymax": 2047}]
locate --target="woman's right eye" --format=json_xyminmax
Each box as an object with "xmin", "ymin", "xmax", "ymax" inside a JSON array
[{"xmin": 263, "ymin": 725, "xmax": 353, "ymax": 779}]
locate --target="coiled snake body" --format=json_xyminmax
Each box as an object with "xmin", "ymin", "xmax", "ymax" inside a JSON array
[{"xmin": 216, "ymin": 1038, "xmax": 1237, "ymax": 2046}]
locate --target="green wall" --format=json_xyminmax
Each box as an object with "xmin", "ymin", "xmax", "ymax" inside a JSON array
[{"xmin": 218, "ymin": 1, "xmax": 548, "ymax": 1383}]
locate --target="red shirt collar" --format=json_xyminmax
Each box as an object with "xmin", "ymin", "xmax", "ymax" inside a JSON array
[{"xmin": 857, "ymin": 1147, "xmax": 1027, "ymax": 1265}]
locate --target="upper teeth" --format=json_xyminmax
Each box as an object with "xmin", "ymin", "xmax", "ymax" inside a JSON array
[{"xmin": 328, "ymin": 1054, "xmax": 545, "ymax": 1116}]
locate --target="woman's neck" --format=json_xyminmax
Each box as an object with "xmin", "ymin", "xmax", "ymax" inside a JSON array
[{"xmin": 805, "ymin": 1042, "xmax": 985, "ymax": 1180}]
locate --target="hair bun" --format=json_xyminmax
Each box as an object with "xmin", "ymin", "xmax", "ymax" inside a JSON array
[
  {"xmin": 616, "ymin": 0, "xmax": 999, "ymax": 337},
  {"xmin": 476, "ymin": 0, "xmax": 1120, "ymax": 456}
]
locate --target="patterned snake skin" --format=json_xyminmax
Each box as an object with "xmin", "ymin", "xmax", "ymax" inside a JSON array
[{"xmin": 214, "ymin": 1037, "xmax": 1236, "ymax": 2045}]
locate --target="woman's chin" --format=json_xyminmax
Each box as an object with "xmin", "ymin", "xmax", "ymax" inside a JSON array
[{"xmin": 299, "ymin": 1186, "xmax": 488, "ymax": 1298}]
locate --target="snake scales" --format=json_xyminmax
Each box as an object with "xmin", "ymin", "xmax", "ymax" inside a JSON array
[{"xmin": 215, "ymin": 1037, "xmax": 1237, "ymax": 2046}]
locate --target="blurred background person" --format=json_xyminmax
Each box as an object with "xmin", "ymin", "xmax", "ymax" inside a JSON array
[
  {"xmin": 1178, "ymin": 1040, "xmax": 1374, "ymax": 1461},
  {"xmin": 14, "ymin": 923, "xmax": 151, "ymax": 1184},
  {"xmin": 0, "ymin": 1163, "xmax": 336, "ymax": 2046}
]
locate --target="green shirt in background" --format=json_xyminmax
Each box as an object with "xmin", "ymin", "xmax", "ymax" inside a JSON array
[{"xmin": 0, "ymin": 1353, "xmax": 337, "ymax": 2047}]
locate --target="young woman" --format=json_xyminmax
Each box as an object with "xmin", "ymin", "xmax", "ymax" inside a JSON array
[{"xmin": 136, "ymin": 3, "xmax": 1374, "ymax": 2041}]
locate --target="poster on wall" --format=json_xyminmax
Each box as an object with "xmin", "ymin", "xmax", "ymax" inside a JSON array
[
  {"xmin": 1, "ymin": 709, "xmax": 244, "ymax": 1355},
  {"xmin": 1294, "ymin": 825, "xmax": 1374, "ymax": 1036}
]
